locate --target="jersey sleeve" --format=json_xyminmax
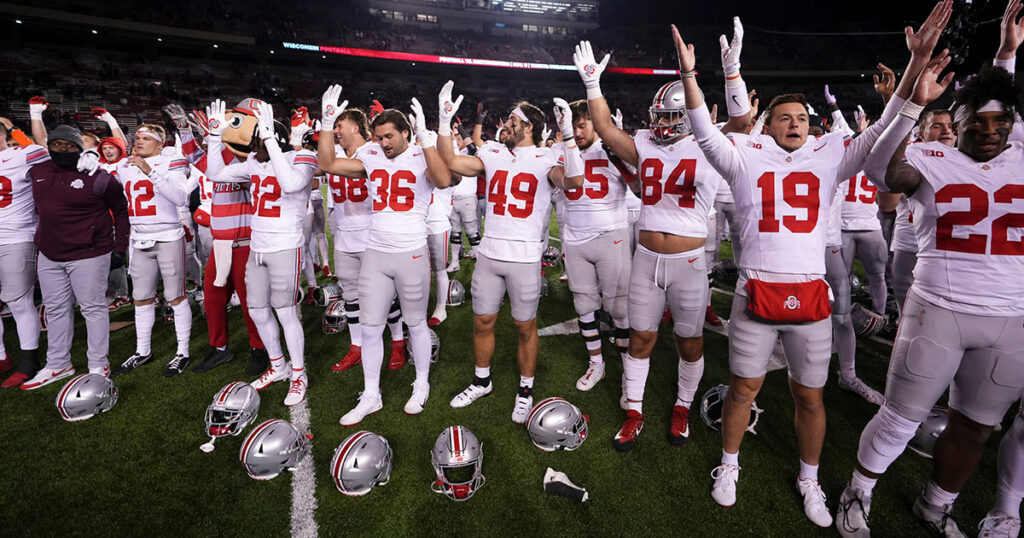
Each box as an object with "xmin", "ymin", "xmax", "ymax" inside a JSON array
[
  {"xmin": 25, "ymin": 145, "xmax": 50, "ymax": 166},
  {"xmin": 687, "ymin": 104, "xmax": 746, "ymax": 184}
]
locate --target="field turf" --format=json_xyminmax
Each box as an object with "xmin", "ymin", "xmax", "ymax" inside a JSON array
[{"xmin": 0, "ymin": 218, "xmax": 1008, "ymax": 537}]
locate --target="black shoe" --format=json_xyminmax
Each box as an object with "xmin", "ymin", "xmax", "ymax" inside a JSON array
[
  {"xmin": 164, "ymin": 354, "xmax": 190, "ymax": 377},
  {"xmin": 192, "ymin": 347, "xmax": 234, "ymax": 373},
  {"xmin": 246, "ymin": 348, "xmax": 269, "ymax": 376},
  {"xmin": 112, "ymin": 352, "xmax": 154, "ymax": 376}
]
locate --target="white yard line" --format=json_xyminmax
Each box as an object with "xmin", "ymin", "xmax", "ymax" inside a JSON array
[{"xmin": 289, "ymin": 399, "xmax": 318, "ymax": 538}]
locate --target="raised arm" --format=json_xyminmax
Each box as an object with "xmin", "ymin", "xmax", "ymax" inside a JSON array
[
  {"xmin": 432, "ymin": 82, "xmax": 486, "ymax": 177},
  {"xmin": 92, "ymin": 108, "xmax": 127, "ymax": 147},
  {"xmin": 204, "ymin": 100, "xmax": 251, "ymax": 183},
  {"xmin": 550, "ymin": 98, "xmax": 584, "ymax": 190},
  {"xmin": 315, "ymin": 85, "xmax": 367, "ymax": 179},
  {"xmin": 29, "ymin": 96, "xmax": 47, "ymax": 146},
  {"xmin": 164, "ymin": 104, "xmax": 207, "ymax": 166},
  {"xmin": 719, "ymin": 17, "xmax": 754, "ymax": 135},
  {"xmin": 252, "ymin": 102, "xmax": 312, "ymax": 194},
  {"xmin": 409, "ymin": 96, "xmax": 453, "ymax": 188},
  {"xmin": 573, "ymin": 41, "xmax": 639, "ymax": 167},
  {"xmin": 824, "ymin": 85, "xmax": 854, "ymax": 136},
  {"xmin": 472, "ymin": 103, "xmax": 487, "ymax": 148},
  {"xmin": 996, "ymin": 0, "xmax": 1024, "ymax": 141}
]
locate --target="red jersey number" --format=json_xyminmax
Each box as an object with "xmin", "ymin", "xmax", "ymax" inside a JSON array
[
  {"xmin": 328, "ymin": 174, "xmax": 369, "ymax": 204},
  {"xmin": 564, "ymin": 159, "xmax": 609, "ymax": 201},
  {"xmin": 0, "ymin": 176, "xmax": 12, "ymax": 209},
  {"xmin": 845, "ymin": 174, "xmax": 878, "ymax": 204},
  {"xmin": 639, "ymin": 158, "xmax": 697, "ymax": 208},
  {"xmin": 370, "ymin": 170, "xmax": 416, "ymax": 212},
  {"xmin": 125, "ymin": 179, "xmax": 157, "ymax": 218},
  {"xmin": 251, "ymin": 175, "xmax": 282, "ymax": 218},
  {"xmin": 757, "ymin": 172, "xmax": 820, "ymax": 233},
  {"xmin": 936, "ymin": 183, "xmax": 1024, "ymax": 256},
  {"xmin": 489, "ymin": 170, "xmax": 538, "ymax": 218}
]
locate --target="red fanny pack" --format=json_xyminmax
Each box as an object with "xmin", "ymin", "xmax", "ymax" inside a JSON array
[{"xmin": 744, "ymin": 279, "xmax": 832, "ymax": 323}]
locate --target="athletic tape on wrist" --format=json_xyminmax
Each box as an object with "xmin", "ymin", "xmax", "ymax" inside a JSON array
[
  {"xmin": 899, "ymin": 101, "xmax": 926, "ymax": 121},
  {"xmin": 563, "ymin": 145, "xmax": 584, "ymax": 178}
]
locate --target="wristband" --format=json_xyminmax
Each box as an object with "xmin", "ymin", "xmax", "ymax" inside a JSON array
[
  {"xmin": 585, "ymin": 85, "xmax": 603, "ymax": 100},
  {"xmin": 438, "ymin": 123, "xmax": 452, "ymax": 137},
  {"xmin": 563, "ymin": 145, "xmax": 584, "ymax": 178},
  {"xmin": 899, "ymin": 100, "xmax": 925, "ymax": 121}
]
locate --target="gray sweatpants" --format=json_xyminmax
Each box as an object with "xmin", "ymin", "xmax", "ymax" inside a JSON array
[{"xmin": 38, "ymin": 251, "xmax": 110, "ymax": 370}]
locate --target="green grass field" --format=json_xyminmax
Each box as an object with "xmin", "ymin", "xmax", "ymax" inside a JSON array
[{"xmin": 0, "ymin": 218, "xmax": 1008, "ymax": 537}]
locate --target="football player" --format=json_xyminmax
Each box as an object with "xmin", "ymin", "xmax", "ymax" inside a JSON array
[
  {"xmin": 437, "ymin": 81, "xmax": 584, "ymax": 423},
  {"xmin": 572, "ymin": 37, "xmax": 749, "ymax": 450},
  {"xmin": 674, "ymin": 4, "xmax": 946, "ymax": 525},
  {"xmin": 111, "ymin": 124, "xmax": 196, "ymax": 378},
  {"xmin": 426, "ymin": 168, "xmax": 453, "ymax": 326},
  {"xmin": 318, "ymin": 85, "xmax": 453, "ymax": 425},
  {"xmin": 447, "ymin": 126, "xmax": 481, "ymax": 271},
  {"xmin": 206, "ymin": 99, "xmax": 317, "ymax": 406},
  {"xmin": 837, "ymin": 5, "xmax": 1024, "ymax": 534}
]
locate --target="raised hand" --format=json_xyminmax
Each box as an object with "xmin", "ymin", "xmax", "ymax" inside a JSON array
[
  {"xmin": 719, "ymin": 16, "xmax": 744, "ymax": 75},
  {"xmin": 163, "ymin": 104, "xmax": 189, "ymax": 129},
  {"xmin": 824, "ymin": 85, "xmax": 838, "ymax": 105},
  {"xmin": 553, "ymin": 97, "xmax": 574, "ymax": 140},
  {"xmin": 872, "ymin": 63, "xmax": 896, "ymax": 102},
  {"xmin": 999, "ymin": 0, "xmax": 1024, "ymax": 58},
  {"xmin": 854, "ymin": 105, "xmax": 869, "ymax": 132},
  {"xmin": 370, "ymin": 99, "xmax": 384, "ymax": 119},
  {"xmin": 253, "ymin": 101, "xmax": 276, "ymax": 141},
  {"xmin": 438, "ymin": 80, "xmax": 463, "ymax": 131},
  {"xmin": 29, "ymin": 96, "xmax": 48, "ymax": 120},
  {"xmin": 612, "ymin": 108, "xmax": 624, "ymax": 129},
  {"xmin": 573, "ymin": 41, "xmax": 610, "ymax": 97},
  {"xmin": 541, "ymin": 124, "xmax": 552, "ymax": 143},
  {"xmin": 189, "ymin": 110, "xmax": 210, "ymax": 137},
  {"xmin": 671, "ymin": 25, "xmax": 696, "ymax": 74},
  {"xmin": 476, "ymin": 102, "xmax": 488, "ymax": 126},
  {"xmin": 77, "ymin": 149, "xmax": 100, "ymax": 176},
  {"xmin": 321, "ymin": 85, "xmax": 348, "ymax": 130},
  {"xmin": 910, "ymin": 52, "xmax": 955, "ymax": 106},
  {"xmin": 205, "ymin": 99, "xmax": 227, "ymax": 136},
  {"xmin": 906, "ymin": 0, "xmax": 953, "ymax": 59}
]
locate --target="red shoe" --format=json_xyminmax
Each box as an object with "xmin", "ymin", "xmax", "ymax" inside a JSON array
[
  {"xmin": 704, "ymin": 305, "xmax": 723, "ymax": 328},
  {"xmin": 613, "ymin": 410, "xmax": 644, "ymax": 451},
  {"xmin": 313, "ymin": 263, "xmax": 322, "ymax": 275},
  {"xmin": 0, "ymin": 353, "xmax": 12, "ymax": 376},
  {"xmin": 304, "ymin": 286, "xmax": 316, "ymax": 305},
  {"xmin": 669, "ymin": 405, "xmax": 691, "ymax": 446},
  {"xmin": 331, "ymin": 345, "xmax": 361, "ymax": 373},
  {"xmin": 1, "ymin": 371, "xmax": 29, "ymax": 389},
  {"xmin": 108, "ymin": 297, "xmax": 130, "ymax": 312},
  {"xmin": 661, "ymin": 307, "xmax": 673, "ymax": 324},
  {"xmin": 388, "ymin": 339, "xmax": 407, "ymax": 370},
  {"xmin": 322, "ymin": 265, "xmax": 333, "ymax": 279}
]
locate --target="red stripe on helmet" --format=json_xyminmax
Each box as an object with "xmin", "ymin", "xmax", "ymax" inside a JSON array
[
  {"xmin": 333, "ymin": 431, "xmax": 371, "ymax": 490},
  {"xmin": 217, "ymin": 382, "xmax": 241, "ymax": 405},
  {"xmin": 56, "ymin": 374, "xmax": 87, "ymax": 420},
  {"xmin": 240, "ymin": 419, "xmax": 279, "ymax": 462},
  {"xmin": 450, "ymin": 426, "xmax": 462, "ymax": 454}
]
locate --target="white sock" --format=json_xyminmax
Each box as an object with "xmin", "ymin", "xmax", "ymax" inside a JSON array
[
  {"xmin": 475, "ymin": 366, "xmax": 491, "ymax": 380},
  {"xmin": 922, "ymin": 480, "xmax": 959, "ymax": 508},
  {"xmin": 171, "ymin": 300, "xmax": 192, "ymax": 356},
  {"xmin": 345, "ymin": 301, "xmax": 362, "ymax": 347},
  {"xmin": 8, "ymin": 294, "xmax": 40, "ymax": 350},
  {"xmin": 722, "ymin": 449, "xmax": 739, "ymax": 467},
  {"xmin": 134, "ymin": 303, "xmax": 156, "ymax": 356},
  {"xmin": 360, "ymin": 324, "xmax": 386, "ymax": 396},
  {"xmin": 675, "ymin": 356, "xmax": 704, "ymax": 407},
  {"xmin": 850, "ymin": 470, "xmax": 878, "ymax": 494},
  {"xmin": 799, "ymin": 459, "xmax": 819, "ymax": 481},
  {"xmin": 623, "ymin": 354, "xmax": 650, "ymax": 413},
  {"xmin": 407, "ymin": 321, "xmax": 431, "ymax": 386},
  {"xmin": 520, "ymin": 375, "xmax": 534, "ymax": 389},
  {"xmin": 275, "ymin": 305, "xmax": 305, "ymax": 371},
  {"xmin": 291, "ymin": 365, "xmax": 305, "ymax": 381},
  {"xmin": 435, "ymin": 270, "xmax": 450, "ymax": 312},
  {"xmin": 451, "ymin": 242, "xmax": 461, "ymax": 260},
  {"xmin": 387, "ymin": 300, "xmax": 403, "ymax": 341},
  {"xmin": 248, "ymin": 306, "xmax": 283, "ymax": 360}
]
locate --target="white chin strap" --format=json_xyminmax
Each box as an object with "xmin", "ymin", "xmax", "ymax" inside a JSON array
[{"xmin": 954, "ymin": 99, "xmax": 1006, "ymax": 123}]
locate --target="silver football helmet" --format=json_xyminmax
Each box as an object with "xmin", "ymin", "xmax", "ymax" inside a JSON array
[
  {"xmin": 239, "ymin": 419, "xmax": 312, "ymax": 481},
  {"xmin": 323, "ymin": 298, "xmax": 348, "ymax": 335},
  {"xmin": 909, "ymin": 406, "xmax": 948, "ymax": 459},
  {"xmin": 446, "ymin": 279, "xmax": 466, "ymax": 307},
  {"xmin": 55, "ymin": 373, "xmax": 118, "ymax": 422},
  {"xmin": 431, "ymin": 425, "xmax": 485, "ymax": 501},
  {"xmin": 541, "ymin": 246, "xmax": 561, "ymax": 268},
  {"xmin": 700, "ymin": 384, "xmax": 763, "ymax": 435},
  {"xmin": 314, "ymin": 282, "xmax": 343, "ymax": 308},
  {"xmin": 851, "ymin": 303, "xmax": 886, "ymax": 338},
  {"xmin": 526, "ymin": 397, "xmax": 589, "ymax": 452},
  {"xmin": 330, "ymin": 431, "xmax": 393, "ymax": 496},
  {"xmin": 649, "ymin": 80, "xmax": 691, "ymax": 143},
  {"xmin": 205, "ymin": 382, "xmax": 260, "ymax": 439}
]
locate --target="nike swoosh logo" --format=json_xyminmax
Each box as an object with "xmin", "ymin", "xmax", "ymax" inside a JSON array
[
  {"xmin": 730, "ymin": 95, "xmax": 740, "ymax": 108},
  {"xmin": 1, "ymin": 158, "xmax": 12, "ymax": 163},
  {"xmin": 831, "ymin": 249, "xmax": 840, "ymax": 254},
  {"xmin": 413, "ymin": 255, "xmax": 423, "ymax": 259},
  {"xmin": 613, "ymin": 240, "xmax": 623, "ymax": 245},
  {"xmin": 688, "ymin": 257, "xmax": 699, "ymax": 263},
  {"xmin": 813, "ymin": 144, "xmax": 826, "ymax": 152}
]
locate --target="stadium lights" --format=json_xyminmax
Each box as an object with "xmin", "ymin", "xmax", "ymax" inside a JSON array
[
  {"xmin": 270, "ymin": 50, "xmax": 275, "ymax": 54},
  {"xmin": 91, "ymin": 29, "xmax": 98, "ymax": 34},
  {"xmin": 213, "ymin": 44, "xmax": 219, "ymax": 48},
  {"xmin": 14, "ymin": 19, "xmax": 21, "ymax": 24},
  {"xmin": 157, "ymin": 38, "xmax": 162, "ymax": 42}
]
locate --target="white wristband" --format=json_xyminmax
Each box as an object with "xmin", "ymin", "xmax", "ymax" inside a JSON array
[
  {"xmin": 563, "ymin": 144, "xmax": 584, "ymax": 178},
  {"xmin": 417, "ymin": 130, "xmax": 437, "ymax": 149},
  {"xmin": 899, "ymin": 100, "xmax": 925, "ymax": 121},
  {"xmin": 585, "ymin": 84, "xmax": 603, "ymax": 100},
  {"xmin": 724, "ymin": 78, "xmax": 750, "ymax": 118},
  {"xmin": 994, "ymin": 56, "xmax": 1016, "ymax": 76},
  {"xmin": 438, "ymin": 122, "xmax": 452, "ymax": 137}
]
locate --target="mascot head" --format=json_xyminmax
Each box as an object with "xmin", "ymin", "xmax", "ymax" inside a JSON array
[{"xmin": 222, "ymin": 98, "xmax": 290, "ymax": 159}]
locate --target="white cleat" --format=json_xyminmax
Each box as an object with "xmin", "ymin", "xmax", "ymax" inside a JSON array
[
  {"xmin": 835, "ymin": 484, "xmax": 872, "ymax": 537},
  {"xmin": 512, "ymin": 394, "xmax": 533, "ymax": 424},
  {"xmin": 340, "ymin": 392, "xmax": 383, "ymax": 426},
  {"xmin": 710, "ymin": 464, "xmax": 740, "ymax": 507},
  {"xmin": 912, "ymin": 496, "xmax": 967, "ymax": 538},
  {"xmin": 283, "ymin": 375, "xmax": 307, "ymax": 407},
  {"xmin": 445, "ymin": 261, "xmax": 460, "ymax": 273},
  {"xmin": 21, "ymin": 366, "xmax": 75, "ymax": 391},
  {"xmin": 977, "ymin": 512, "xmax": 1021, "ymax": 538},
  {"xmin": 798, "ymin": 478, "xmax": 834, "ymax": 528},
  {"xmin": 251, "ymin": 363, "xmax": 290, "ymax": 390},
  {"xmin": 838, "ymin": 375, "xmax": 885, "ymax": 406},
  {"xmin": 575, "ymin": 361, "xmax": 605, "ymax": 391},
  {"xmin": 404, "ymin": 382, "xmax": 430, "ymax": 415},
  {"xmin": 89, "ymin": 364, "xmax": 111, "ymax": 378},
  {"xmin": 450, "ymin": 381, "xmax": 493, "ymax": 408},
  {"xmin": 559, "ymin": 272, "xmax": 568, "ymax": 282}
]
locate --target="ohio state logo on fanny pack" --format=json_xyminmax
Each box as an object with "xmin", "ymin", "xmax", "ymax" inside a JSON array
[{"xmin": 784, "ymin": 295, "xmax": 801, "ymax": 310}]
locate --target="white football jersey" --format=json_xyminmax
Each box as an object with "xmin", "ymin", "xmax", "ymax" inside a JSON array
[
  {"xmin": 891, "ymin": 196, "xmax": 919, "ymax": 253},
  {"xmin": 633, "ymin": 130, "xmax": 722, "ymax": 239},
  {"xmin": 905, "ymin": 141, "xmax": 1024, "ymax": 315},
  {"xmin": 715, "ymin": 178, "xmax": 734, "ymax": 204},
  {"xmin": 475, "ymin": 141, "xmax": 559, "ymax": 263},
  {"xmin": 826, "ymin": 178, "xmax": 845, "ymax": 247},
  {"xmin": 0, "ymin": 145, "xmax": 48, "ymax": 244},
  {"xmin": 840, "ymin": 171, "xmax": 882, "ymax": 231},
  {"xmin": 327, "ymin": 143, "xmax": 372, "ymax": 253},
  {"xmin": 561, "ymin": 139, "xmax": 629, "ymax": 246},
  {"xmin": 239, "ymin": 149, "xmax": 317, "ymax": 252},
  {"xmin": 427, "ymin": 186, "xmax": 453, "ymax": 234},
  {"xmin": 355, "ymin": 142, "xmax": 434, "ymax": 253},
  {"xmin": 116, "ymin": 154, "xmax": 191, "ymax": 243},
  {"xmin": 452, "ymin": 147, "xmax": 479, "ymax": 199}
]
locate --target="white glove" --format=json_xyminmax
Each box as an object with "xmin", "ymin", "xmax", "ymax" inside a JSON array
[
  {"xmin": 253, "ymin": 101, "xmax": 276, "ymax": 141},
  {"xmin": 163, "ymin": 104, "xmax": 189, "ymax": 130},
  {"xmin": 321, "ymin": 85, "xmax": 348, "ymax": 131},
  {"xmin": 807, "ymin": 104, "xmax": 817, "ymax": 116},
  {"xmin": 409, "ymin": 98, "xmax": 434, "ymax": 147},
  {"xmin": 437, "ymin": 80, "xmax": 463, "ymax": 137},
  {"xmin": 28, "ymin": 97, "xmax": 47, "ymax": 121},
  {"xmin": 824, "ymin": 84, "xmax": 838, "ymax": 106},
  {"xmin": 573, "ymin": 41, "xmax": 610, "ymax": 100},
  {"xmin": 206, "ymin": 99, "xmax": 228, "ymax": 136},
  {"xmin": 289, "ymin": 121, "xmax": 310, "ymax": 147},
  {"xmin": 719, "ymin": 16, "xmax": 744, "ymax": 77},
  {"xmin": 77, "ymin": 149, "xmax": 100, "ymax": 176},
  {"xmin": 612, "ymin": 108, "xmax": 624, "ymax": 129},
  {"xmin": 854, "ymin": 105, "xmax": 867, "ymax": 125},
  {"xmin": 552, "ymin": 97, "xmax": 574, "ymax": 141},
  {"xmin": 541, "ymin": 124, "xmax": 552, "ymax": 143}
]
